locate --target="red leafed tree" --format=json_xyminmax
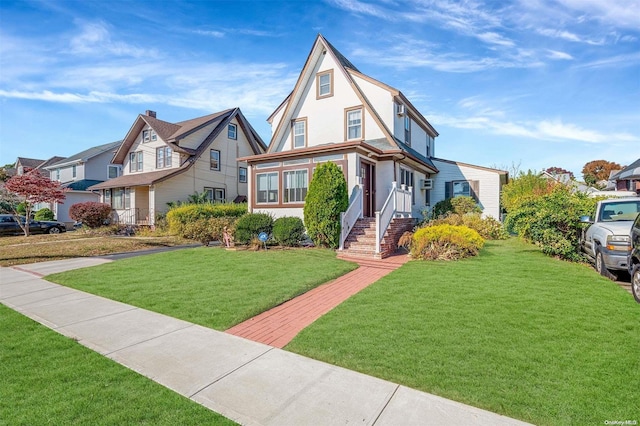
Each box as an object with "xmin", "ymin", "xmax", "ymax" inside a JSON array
[{"xmin": 4, "ymin": 169, "xmax": 66, "ymax": 236}]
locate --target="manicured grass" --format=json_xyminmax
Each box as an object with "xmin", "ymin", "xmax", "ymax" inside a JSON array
[
  {"xmin": 0, "ymin": 233, "xmax": 191, "ymax": 266},
  {"xmin": 0, "ymin": 304, "xmax": 234, "ymax": 425},
  {"xmin": 47, "ymin": 247, "xmax": 358, "ymax": 330},
  {"xmin": 286, "ymin": 239, "xmax": 640, "ymax": 425}
]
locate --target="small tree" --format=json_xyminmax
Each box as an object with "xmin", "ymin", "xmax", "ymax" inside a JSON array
[
  {"xmin": 582, "ymin": 160, "xmax": 622, "ymax": 186},
  {"xmin": 4, "ymin": 170, "xmax": 66, "ymax": 236},
  {"xmin": 303, "ymin": 162, "xmax": 348, "ymax": 248}
]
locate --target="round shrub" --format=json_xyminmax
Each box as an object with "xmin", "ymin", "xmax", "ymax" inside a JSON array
[
  {"xmin": 410, "ymin": 224, "xmax": 484, "ymax": 260},
  {"xmin": 34, "ymin": 207, "xmax": 55, "ymax": 221},
  {"xmin": 431, "ymin": 198, "xmax": 453, "ymax": 219},
  {"xmin": 303, "ymin": 162, "xmax": 348, "ymax": 248},
  {"xmin": 234, "ymin": 212, "xmax": 273, "ymax": 244},
  {"xmin": 69, "ymin": 202, "xmax": 112, "ymax": 228},
  {"xmin": 166, "ymin": 202, "xmax": 247, "ymax": 235},
  {"xmin": 272, "ymin": 216, "xmax": 305, "ymax": 247},
  {"xmin": 431, "ymin": 196, "xmax": 481, "ymax": 219}
]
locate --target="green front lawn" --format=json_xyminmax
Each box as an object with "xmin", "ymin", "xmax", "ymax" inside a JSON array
[
  {"xmin": 47, "ymin": 247, "xmax": 357, "ymax": 330},
  {"xmin": 0, "ymin": 304, "xmax": 234, "ymax": 425},
  {"xmin": 286, "ymin": 239, "xmax": 640, "ymax": 425}
]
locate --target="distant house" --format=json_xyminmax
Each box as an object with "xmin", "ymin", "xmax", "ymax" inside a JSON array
[
  {"xmin": 612, "ymin": 158, "xmax": 640, "ymax": 194},
  {"xmin": 239, "ymin": 34, "xmax": 507, "ymax": 258},
  {"xmin": 14, "ymin": 156, "xmax": 66, "ymax": 178},
  {"xmin": 43, "ymin": 141, "xmax": 122, "ymax": 224},
  {"xmin": 89, "ymin": 108, "xmax": 266, "ymax": 226}
]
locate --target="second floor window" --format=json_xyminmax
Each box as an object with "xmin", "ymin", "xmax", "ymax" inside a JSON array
[
  {"xmin": 156, "ymin": 146, "xmax": 172, "ymax": 169},
  {"xmin": 404, "ymin": 116, "xmax": 411, "ymax": 145},
  {"xmin": 346, "ymin": 108, "xmax": 362, "ymax": 140},
  {"xmin": 130, "ymin": 151, "xmax": 143, "ymax": 172},
  {"xmin": 239, "ymin": 167, "xmax": 247, "ymax": 183},
  {"xmin": 210, "ymin": 149, "xmax": 220, "ymax": 171},
  {"xmin": 142, "ymin": 129, "xmax": 156, "ymax": 143},
  {"xmin": 228, "ymin": 124, "xmax": 237, "ymax": 140},
  {"xmin": 108, "ymin": 165, "xmax": 121, "ymax": 179},
  {"xmin": 293, "ymin": 119, "xmax": 306, "ymax": 148}
]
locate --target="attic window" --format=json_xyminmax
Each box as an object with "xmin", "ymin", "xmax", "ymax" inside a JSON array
[
  {"xmin": 316, "ymin": 70, "xmax": 334, "ymax": 99},
  {"xmin": 228, "ymin": 124, "xmax": 237, "ymax": 140},
  {"xmin": 142, "ymin": 129, "xmax": 157, "ymax": 143}
]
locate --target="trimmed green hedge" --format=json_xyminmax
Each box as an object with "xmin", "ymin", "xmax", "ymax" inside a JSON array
[{"xmin": 166, "ymin": 203, "xmax": 247, "ymax": 235}]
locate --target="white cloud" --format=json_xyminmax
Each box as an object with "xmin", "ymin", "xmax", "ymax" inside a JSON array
[
  {"xmin": 69, "ymin": 21, "xmax": 154, "ymax": 58},
  {"xmin": 194, "ymin": 29, "xmax": 225, "ymax": 38},
  {"xmin": 547, "ymin": 50, "xmax": 573, "ymax": 60}
]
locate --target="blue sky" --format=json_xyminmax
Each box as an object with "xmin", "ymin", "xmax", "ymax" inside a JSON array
[{"xmin": 1, "ymin": 0, "xmax": 638, "ymax": 178}]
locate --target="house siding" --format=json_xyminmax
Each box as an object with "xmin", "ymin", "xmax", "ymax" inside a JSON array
[{"xmin": 431, "ymin": 159, "xmax": 503, "ymax": 220}]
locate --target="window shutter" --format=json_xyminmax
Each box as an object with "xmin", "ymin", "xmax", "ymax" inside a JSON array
[
  {"xmin": 470, "ymin": 180, "xmax": 480, "ymax": 202},
  {"xmin": 445, "ymin": 181, "xmax": 452, "ymax": 199}
]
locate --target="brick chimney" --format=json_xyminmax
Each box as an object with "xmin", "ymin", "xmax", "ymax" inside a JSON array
[{"xmin": 145, "ymin": 110, "xmax": 157, "ymax": 118}]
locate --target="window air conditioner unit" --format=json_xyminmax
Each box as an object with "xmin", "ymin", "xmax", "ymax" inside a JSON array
[
  {"xmin": 396, "ymin": 103, "xmax": 405, "ymax": 116},
  {"xmin": 420, "ymin": 178, "xmax": 433, "ymax": 190}
]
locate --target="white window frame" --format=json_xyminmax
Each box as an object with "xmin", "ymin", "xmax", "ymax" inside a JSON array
[
  {"xmin": 107, "ymin": 165, "xmax": 121, "ymax": 179},
  {"xmin": 142, "ymin": 129, "xmax": 150, "ymax": 143},
  {"xmin": 239, "ymin": 167, "xmax": 247, "ymax": 183},
  {"xmin": 228, "ymin": 124, "xmax": 237, "ymax": 140},
  {"xmin": 156, "ymin": 146, "xmax": 172, "ymax": 169},
  {"xmin": 346, "ymin": 108, "xmax": 362, "ymax": 140},
  {"xmin": 283, "ymin": 169, "xmax": 308, "ymax": 203},
  {"xmin": 404, "ymin": 116, "xmax": 411, "ymax": 145},
  {"xmin": 205, "ymin": 187, "xmax": 226, "ymax": 203},
  {"xmin": 72, "ymin": 165, "xmax": 77, "ymax": 178},
  {"xmin": 293, "ymin": 119, "xmax": 306, "ymax": 148},
  {"xmin": 256, "ymin": 172, "xmax": 279, "ymax": 204},
  {"xmin": 210, "ymin": 149, "xmax": 220, "ymax": 171}
]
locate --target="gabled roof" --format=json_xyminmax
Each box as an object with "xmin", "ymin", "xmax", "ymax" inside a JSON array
[
  {"xmin": 266, "ymin": 34, "xmax": 438, "ymax": 167},
  {"xmin": 91, "ymin": 108, "xmax": 266, "ymax": 190},
  {"xmin": 614, "ymin": 158, "xmax": 640, "ymax": 180},
  {"xmin": 16, "ymin": 157, "xmax": 45, "ymax": 169},
  {"xmin": 44, "ymin": 141, "xmax": 122, "ymax": 169}
]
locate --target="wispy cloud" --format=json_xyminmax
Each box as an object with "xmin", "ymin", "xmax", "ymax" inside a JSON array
[
  {"xmin": 68, "ymin": 21, "xmax": 155, "ymax": 58},
  {"xmin": 547, "ymin": 50, "xmax": 573, "ymax": 60},
  {"xmin": 433, "ymin": 112, "xmax": 639, "ymax": 144},
  {"xmin": 194, "ymin": 29, "xmax": 225, "ymax": 38},
  {"xmin": 573, "ymin": 51, "xmax": 640, "ymax": 69}
]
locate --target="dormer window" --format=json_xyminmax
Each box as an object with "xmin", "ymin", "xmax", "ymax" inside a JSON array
[{"xmin": 316, "ymin": 70, "xmax": 333, "ymax": 99}]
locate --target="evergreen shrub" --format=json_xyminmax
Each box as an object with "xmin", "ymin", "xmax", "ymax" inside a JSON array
[
  {"xmin": 234, "ymin": 212, "xmax": 273, "ymax": 244},
  {"xmin": 303, "ymin": 162, "xmax": 348, "ymax": 248},
  {"xmin": 272, "ymin": 216, "xmax": 305, "ymax": 247},
  {"xmin": 34, "ymin": 208, "xmax": 55, "ymax": 221}
]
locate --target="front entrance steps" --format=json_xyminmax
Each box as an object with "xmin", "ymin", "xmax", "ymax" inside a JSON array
[{"xmin": 339, "ymin": 217, "xmax": 416, "ymax": 259}]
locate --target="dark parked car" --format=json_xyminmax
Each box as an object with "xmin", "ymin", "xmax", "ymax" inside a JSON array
[
  {"xmin": 0, "ymin": 214, "xmax": 67, "ymax": 236},
  {"xmin": 629, "ymin": 213, "xmax": 640, "ymax": 303}
]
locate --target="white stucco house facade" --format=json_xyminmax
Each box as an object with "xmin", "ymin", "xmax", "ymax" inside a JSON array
[
  {"xmin": 240, "ymin": 34, "xmax": 508, "ymax": 257},
  {"xmin": 89, "ymin": 108, "xmax": 266, "ymax": 226}
]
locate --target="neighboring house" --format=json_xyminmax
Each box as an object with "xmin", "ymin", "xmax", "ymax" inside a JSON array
[
  {"xmin": 89, "ymin": 108, "xmax": 266, "ymax": 226},
  {"xmin": 240, "ymin": 34, "xmax": 507, "ymax": 258},
  {"xmin": 540, "ymin": 170, "xmax": 595, "ymax": 194},
  {"xmin": 611, "ymin": 158, "xmax": 640, "ymax": 194},
  {"xmin": 43, "ymin": 141, "xmax": 122, "ymax": 224},
  {"xmin": 14, "ymin": 156, "xmax": 66, "ymax": 178}
]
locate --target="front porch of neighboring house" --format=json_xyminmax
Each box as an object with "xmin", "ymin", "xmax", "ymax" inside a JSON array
[
  {"xmin": 104, "ymin": 186, "xmax": 154, "ymax": 227},
  {"xmin": 339, "ymin": 181, "xmax": 416, "ymax": 259}
]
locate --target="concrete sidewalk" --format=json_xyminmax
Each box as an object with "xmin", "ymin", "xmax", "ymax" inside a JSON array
[{"xmin": 1, "ymin": 258, "xmax": 531, "ymax": 426}]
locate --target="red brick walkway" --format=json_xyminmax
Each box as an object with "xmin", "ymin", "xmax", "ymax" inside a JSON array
[{"xmin": 225, "ymin": 252, "xmax": 410, "ymax": 348}]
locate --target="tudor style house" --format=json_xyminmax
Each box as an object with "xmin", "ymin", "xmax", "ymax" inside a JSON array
[
  {"xmin": 240, "ymin": 34, "xmax": 507, "ymax": 258},
  {"xmin": 43, "ymin": 141, "xmax": 122, "ymax": 225},
  {"xmin": 89, "ymin": 108, "xmax": 266, "ymax": 226}
]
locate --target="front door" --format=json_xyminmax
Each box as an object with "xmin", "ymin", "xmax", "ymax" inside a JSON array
[{"xmin": 360, "ymin": 161, "xmax": 376, "ymax": 217}]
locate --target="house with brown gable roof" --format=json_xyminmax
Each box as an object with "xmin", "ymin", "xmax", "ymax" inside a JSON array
[
  {"xmin": 240, "ymin": 34, "xmax": 507, "ymax": 258},
  {"xmin": 90, "ymin": 108, "xmax": 266, "ymax": 226}
]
